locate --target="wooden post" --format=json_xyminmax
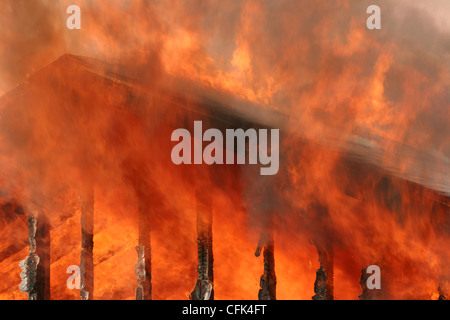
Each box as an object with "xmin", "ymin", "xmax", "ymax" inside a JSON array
[
  {"xmin": 312, "ymin": 239, "xmax": 334, "ymax": 300},
  {"xmin": 36, "ymin": 212, "xmax": 50, "ymax": 300},
  {"xmin": 255, "ymin": 231, "xmax": 277, "ymax": 300},
  {"xmin": 135, "ymin": 196, "xmax": 152, "ymax": 300},
  {"xmin": 439, "ymin": 272, "xmax": 449, "ymax": 300},
  {"xmin": 19, "ymin": 210, "xmax": 50, "ymax": 300},
  {"xmin": 190, "ymin": 189, "xmax": 214, "ymax": 300},
  {"xmin": 80, "ymin": 188, "xmax": 94, "ymax": 300}
]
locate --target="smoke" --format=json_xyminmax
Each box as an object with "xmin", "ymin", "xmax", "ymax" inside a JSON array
[
  {"xmin": 0, "ymin": 0, "xmax": 65, "ymax": 95},
  {"xmin": 0, "ymin": 0, "xmax": 449, "ymax": 300},
  {"xmin": 2, "ymin": 1, "xmax": 449, "ymax": 158}
]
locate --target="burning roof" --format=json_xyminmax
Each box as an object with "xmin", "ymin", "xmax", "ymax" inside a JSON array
[{"xmin": 0, "ymin": 52, "xmax": 448, "ymax": 300}]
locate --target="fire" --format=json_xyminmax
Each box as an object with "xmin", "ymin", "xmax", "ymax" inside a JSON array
[{"xmin": 0, "ymin": 0, "xmax": 449, "ymax": 300}]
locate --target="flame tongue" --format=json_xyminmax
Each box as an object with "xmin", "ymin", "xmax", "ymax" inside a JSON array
[{"xmin": 0, "ymin": 1, "xmax": 449, "ymax": 300}]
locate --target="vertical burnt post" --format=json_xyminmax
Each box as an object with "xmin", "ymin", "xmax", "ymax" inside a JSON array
[
  {"xmin": 135, "ymin": 195, "xmax": 152, "ymax": 300},
  {"xmin": 438, "ymin": 271, "xmax": 449, "ymax": 300},
  {"xmin": 123, "ymin": 159, "xmax": 153, "ymax": 301},
  {"xmin": 80, "ymin": 187, "xmax": 94, "ymax": 300},
  {"xmin": 309, "ymin": 202, "xmax": 334, "ymax": 301},
  {"xmin": 19, "ymin": 209, "xmax": 50, "ymax": 300},
  {"xmin": 35, "ymin": 212, "xmax": 50, "ymax": 300},
  {"xmin": 255, "ymin": 231, "xmax": 277, "ymax": 300},
  {"xmin": 19, "ymin": 214, "xmax": 39, "ymax": 300},
  {"xmin": 312, "ymin": 241, "xmax": 334, "ymax": 300},
  {"xmin": 190, "ymin": 189, "xmax": 214, "ymax": 300},
  {"xmin": 432, "ymin": 200, "xmax": 450, "ymax": 300}
]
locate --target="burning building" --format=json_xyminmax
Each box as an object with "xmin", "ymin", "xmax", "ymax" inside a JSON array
[{"xmin": 0, "ymin": 0, "xmax": 449, "ymax": 300}]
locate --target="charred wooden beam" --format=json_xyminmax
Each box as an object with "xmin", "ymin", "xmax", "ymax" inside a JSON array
[
  {"xmin": 80, "ymin": 188, "xmax": 94, "ymax": 300},
  {"xmin": 312, "ymin": 240, "xmax": 334, "ymax": 300},
  {"xmin": 309, "ymin": 202, "xmax": 334, "ymax": 301},
  {"xmin": 312, "ymin": 269, "xmax": 328, "ymax": 300},
  {"xmin": 430, "ymin": 197, "xmax": 450, "ymax": 300},
  {"xmin": 19, "ymin": 215, "xmax": 39, "ymax": 300},
  {"xmin": 35, "ymin": 213, "xmax": 50, "ymax": 300},
  {"xmin": 256, "ymin": 231, "xmax": 276, "ymax": 300},
  {"xmin": 123, "ymin": 159, "xmax": 153, "ymax": 300},
  {"xmin": 19, "ymin": 211, "xmax": 50, "ymax": 300},
  {"xmin": 438, "ymin": 274, "xmax": 449, "ymax": 300},
  {"xmin": 190, "ymin": 190, "xmax": 213, "ymax": 300},
  {"xmin": 135, "ymin": 197, "xmax": 152, "ymax": 300}
]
